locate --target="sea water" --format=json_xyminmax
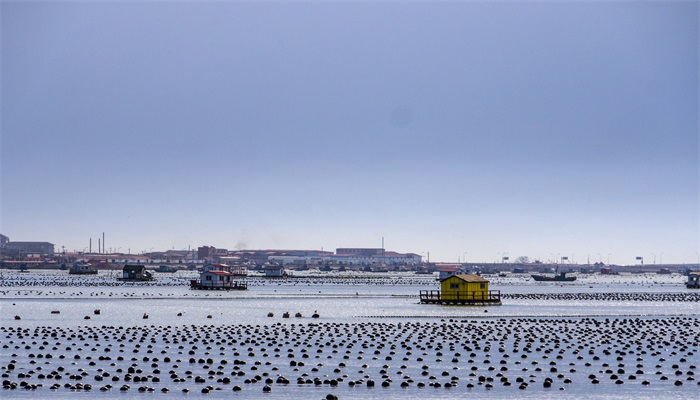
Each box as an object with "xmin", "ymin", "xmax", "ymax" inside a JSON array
[{"xmin": 1, "ymin": 270, "xmax": 698, "ymax": 399}]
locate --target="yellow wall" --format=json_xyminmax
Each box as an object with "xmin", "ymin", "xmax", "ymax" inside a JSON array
[{"xmin": 440, "ymin": 276, "xmax": 489, "ymax": 300}]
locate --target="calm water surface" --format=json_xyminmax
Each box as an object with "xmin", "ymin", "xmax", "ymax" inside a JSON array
[{"xmin": 1, "ymin": 270, "xmax": 698, "ymax": 399}]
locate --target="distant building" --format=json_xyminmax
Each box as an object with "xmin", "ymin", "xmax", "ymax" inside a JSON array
[
  {"xmin": 225, "ymin": 248, "xmax": 421, "ymax": 267},
  {"xmin": 1, "ymin": 241, "xmax": 55, "ymax": 256},
  {"xmin": 148, "ymin": 250, "xmax": 192, "ymax": 262},
  {"xmin": 334, "ymin": 248, "xmax": 421, "ymax": 266},
  {"xmin": 438, "ymin": 266, "xmax": 461, "ymax": 280},
  {"xmin": 336, "ymin": 248, "xmax": 384, "ymax": 257},
  {"xmin": 0, "ymin": 234, "xmax": 9, "ymax": 245},
  {"xmin": 214, "ymin": 248, "xmax": 229, "ymax": 257},
  {"xmin": 233, "ymin": 250, "xmax": 330, "ymax": 266},
  {"xmin": 198, "ymin": 246, "xmax": 215, "ymax": 260}
]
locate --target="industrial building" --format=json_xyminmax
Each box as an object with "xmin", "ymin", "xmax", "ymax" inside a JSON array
[{"xmin": 1, "ymin": 241, "xmax": 55, "ymax": 257}]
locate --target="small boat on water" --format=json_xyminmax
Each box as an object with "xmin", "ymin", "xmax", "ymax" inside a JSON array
[
  {"xmin": 155, "ymin": 265, "xmax": 178, "ymax": 273},
  {"xmin": 531, "ymin": 271, "xmax": 576, "ymax": 282},
  {"xmin": 69, "ymin": 263, "xmax": 98, "ymax": 275}
]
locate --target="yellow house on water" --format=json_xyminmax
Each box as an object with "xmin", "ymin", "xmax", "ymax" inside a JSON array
[{"xmin": 420, "ymin": 274, "xmax": 501, "ymax": 305}]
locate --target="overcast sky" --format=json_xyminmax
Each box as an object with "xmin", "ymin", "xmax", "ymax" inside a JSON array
[{"xmin": 2, "ymin": 1, "xmax": 698, "ymax": 264}]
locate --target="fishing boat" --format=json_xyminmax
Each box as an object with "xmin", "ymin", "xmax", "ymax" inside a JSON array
[
  {"xmin": 155, "ymin": 265, "xmax": 178, "ymax": 273},
  {"xmin": 531, "ymin": 270, "xmax": 576, "ymax": 282},
  {"xmin": 69, "ymin": 263, "xmax": 98, "ymax": 275}
]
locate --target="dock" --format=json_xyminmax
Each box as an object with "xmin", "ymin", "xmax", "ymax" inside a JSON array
[
  {"xmin": 419, "ymin": 290, "xmax": 502, "ymax": 306},
  {"xmin": 190, "ymin": 280, "xmax": 247, "ymax": 290}
]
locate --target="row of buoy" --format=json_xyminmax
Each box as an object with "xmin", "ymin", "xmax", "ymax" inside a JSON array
[
  {"xmin": 13, "ymin": 310, "xmax": 216, "ymax": 321},
  {"xmin": 504, "ymin": 292, "xmax": 700, "ymax": 302},
  {"xmin": 270, "ymin": 312, "xmax": 321, "ymax": 319},
  {"xmin": 1, "ymin": 317, "xmax": 697, "ymax": 395},
  {"xmin": 0, "ymin": 276, "xmax": 182, "ymax": 288}
]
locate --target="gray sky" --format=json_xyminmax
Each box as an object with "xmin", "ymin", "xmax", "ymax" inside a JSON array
[{"xmin": 2, "ymin": 1, "xmax": 698, "ymax": 264}]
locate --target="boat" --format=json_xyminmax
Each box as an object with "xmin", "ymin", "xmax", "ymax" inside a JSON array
[
  {"xmin": 189, "ymin": 264, "xmax": 247, "ymax": 290},
  {"xmin": 69, "ymin": 263, "xmax": 98, "ymax": 275},
  {"xmin": 118, "ymin": 264, "xmax": 155, "ymax": 281},
  {"xmin": 155, "ymin": 265, "xmax": 178, "ymax": 273},
  {"xmin": 531, "ymin": 271, "xmax": 576, "ymax": 282}
]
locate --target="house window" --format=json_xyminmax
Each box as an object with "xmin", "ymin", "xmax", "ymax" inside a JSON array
[
  {"xmin": 205, "ymin": 275, "xmax": 212, "ymax": 281},
  {"xmin": 480, "ymin": 283, "xmax": 485, "ymax": 289},
  {"xmin": 219, "ymin": 276, "xmax": 223, "ymax": 281},
  {"xmin": 450, "ymin": 283, "xmax": 459, "ymax": 289}
]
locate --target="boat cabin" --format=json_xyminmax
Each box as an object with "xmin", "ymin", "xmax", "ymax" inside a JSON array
[
  {"xmin": 190, "ymin": 263, "xmax": 247, "ymax": 290},
  {"xmin": 200, "ymin": 269, "xmax": 234, "ymax": 288},
  {"xmin": 264, "ymin": 264, "xmax": 286, "ymax": 278},
  {"xmin": 202, "ymin": 263, "xmax": 248, "ymax": 276},
  {"xmin": 441, "ymin": 274, "xmax": 489, "ymax": 300},
  {"xmin": 121, "ymin": 264, "xmax": 153, "ymax": 281},
  {"xmin": 420, "ymin": 274, "xmax": 501, "ymax": 305},
  {"xmin": 69, "ymin": 263, "xmax": 97, "ymax": 275}
]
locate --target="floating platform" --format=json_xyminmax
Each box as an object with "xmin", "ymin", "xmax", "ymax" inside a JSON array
[
  {"xmin": 419, "ymin": 290, "xmax": 502, "ymax": 306},
  {"xmin": 69, "ymin": 270, "xmax": 98, "ymax": 275},
  {"xmin": 190, "ymin": 280, "xmax": 247, "ymax": 290}
]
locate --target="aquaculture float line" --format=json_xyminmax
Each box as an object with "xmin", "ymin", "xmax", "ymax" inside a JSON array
[
  {"xmin": 1, "ymin": 317, "xmax": 697, "ymax": 396},
  {"xmin": 502, "ymin": 292, "xmax": 700, "ymax": 302},
  {"xmin": 358, "ymin": 313, "xmax": 699, "ymax": 319}
]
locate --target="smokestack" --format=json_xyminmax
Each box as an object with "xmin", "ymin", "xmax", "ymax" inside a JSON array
[
  {"xmin": 103, "ymin": 232, "xmax": 105, "ymax": 254},
  {"xmin": 89, "ymin": 238, "xmax": 92, "ymax": 253},
  {"xmin": 98, "ymin": 239, "xmax": 101, "ymax": 254},
  {"xmin": 382, "ymin": 237, "xmax": 385, "ymax": 260}
]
